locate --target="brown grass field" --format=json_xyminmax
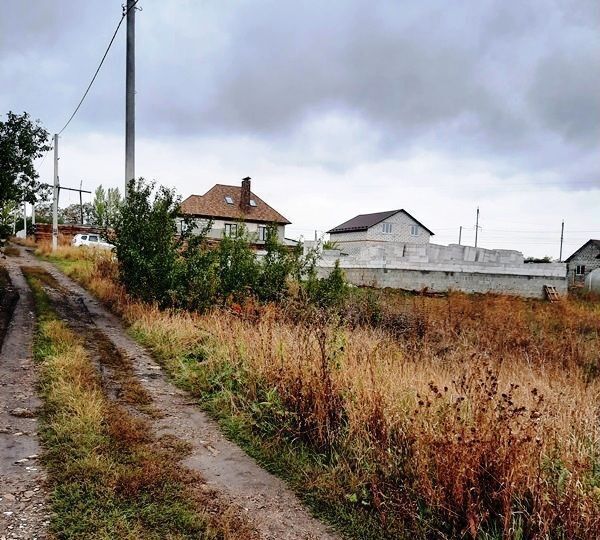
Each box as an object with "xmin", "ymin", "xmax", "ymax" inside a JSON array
[{"xmin": 39, "ymin": 245, "xmax": 600, "ymax": 539}]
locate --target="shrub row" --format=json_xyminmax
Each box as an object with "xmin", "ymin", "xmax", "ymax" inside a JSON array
[{"xmin": 112, "ymin": 179, "xmax": 348, "ymax": 311}]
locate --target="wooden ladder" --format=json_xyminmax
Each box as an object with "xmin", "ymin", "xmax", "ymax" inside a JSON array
[{"xmin": 544, "ymin": 285, "xmax": 561, "ymax": 302}]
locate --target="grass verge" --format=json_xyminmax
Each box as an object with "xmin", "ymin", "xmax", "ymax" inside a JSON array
[{"xmin": 24, "ymin": 267, "xmax": 255, "ymax": 539}]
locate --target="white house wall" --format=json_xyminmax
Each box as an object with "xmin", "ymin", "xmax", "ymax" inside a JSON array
[
  {"xmin": 366, "ymin": 212, "xmax": 431, "ymax": 244},
  {"xmin": 179, "ymin": 218, "xmax": 285, "ymax": 242}
]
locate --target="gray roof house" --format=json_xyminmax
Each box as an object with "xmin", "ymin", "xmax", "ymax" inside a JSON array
[
  {"xmin": 327, "ymin": 209, "xmax": 434, "ymax": 246},
  {"xmin": 565, "ymin": 239, "xmax": 600, "ymax": 284}
]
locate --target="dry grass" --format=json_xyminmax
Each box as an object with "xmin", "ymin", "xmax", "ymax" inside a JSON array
[
  {"xmin": 11, "ymin": 235, "xmax": 37, "ymax": 248},
  {"xmin": 3, "ymin": 245, "xmax": 21, "ymax": 256},
  {"xmin": 43, "ymin": 248, "xmax": 600, "ymax": 539}
]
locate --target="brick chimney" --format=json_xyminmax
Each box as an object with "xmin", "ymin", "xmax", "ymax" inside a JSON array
[{"xmin": 240, "ymin": 176, "xmax": 251, "ymax": 210}]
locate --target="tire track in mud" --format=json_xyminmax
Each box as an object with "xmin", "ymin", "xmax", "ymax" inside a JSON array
[{"xmin": 21, "ymin": 250, "xmax": 340, "ymax": 540}]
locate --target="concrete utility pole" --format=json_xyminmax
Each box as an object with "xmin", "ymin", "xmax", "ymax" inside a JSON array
[
  {"xmin": 458, "ymin": 226, "xmax": 462, "ymax": 245},
  {"xmin": 52, "ymin": 133, "xmax": 59, "ymax": 251},
  {"xmin": 125, "ymin": 0, "xmax": 136, "ymax": 195},
  {"xmin": 474, "ymin": 207, "xmax": 480, "ymax": 248},
  {"xmin": 79, "ymin": 180, "xmax": 84, "ymax": 224},
  {"xmin": 559, "ymin": 220, "xmax": 564, "ymax": 262}
]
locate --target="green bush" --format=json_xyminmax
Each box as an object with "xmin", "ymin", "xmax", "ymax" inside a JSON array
[
  {"xmin": 113, "ymin": 179, "xmax": 182, "ymax": 307},
  {"xmin": 217, "ymin": 224, "xmax": 260, "ymax": 302},
  {"xmin": 112, "ymin": 180, "xmax": 349, "ymax": 311},
  {"xmin": 173, "ymin": 221, "xmax": 220, "ymax": 311},
  {"xmin": 257, "ymin": 226, "xmax": 297, "ymax": 302}
]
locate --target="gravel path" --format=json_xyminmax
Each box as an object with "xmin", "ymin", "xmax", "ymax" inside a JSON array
[
  {"xmin": 17, "ymin": 249, "xmax": 341, "ymax": 540},
  {"xmin": 0, "ymin": 257, "xmax": 49, "ymax": 540}
]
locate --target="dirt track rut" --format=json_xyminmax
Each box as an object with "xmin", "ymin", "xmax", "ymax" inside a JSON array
[
  {"xmin": 0, "ymin": 256, "xmax": 49, "ymax": 540},
  {"xmin": 16, "ymin": 248, "xmax": 340, "ymax": 540}
]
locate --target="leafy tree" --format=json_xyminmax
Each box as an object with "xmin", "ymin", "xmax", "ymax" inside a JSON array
[
  {"xmin": 61, "ymin": 202, "xmax": 93, "ymax": 224},
  {"xmin": 0, "ymin": 111, "xmax": 51, "ymax": 238},
  {"xmin": 0, "ymin": 201, "xmax": 18, "ymax": 241},
  {"xmin": 33, "ymin": 202, "xmax": 52, "ymax": 223},
  {"xmin": 91, "ymin": 185, "xmax": 122, "ymax": 229},
  {"xmin": 0, "ymin": 111, "xmax": 51, "ymax": 206},
  {"xmin": 524, "ymin": 256, "xmax": 552, "ymax": 263},
  {"xmin": 112, "ymin": 179, "xmax": 182, "ymax": 306}
]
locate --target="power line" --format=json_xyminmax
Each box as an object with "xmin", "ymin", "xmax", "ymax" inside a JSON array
[{"xmin": 57, "ymin": 0, "xmax": 139, "ymax": 135}]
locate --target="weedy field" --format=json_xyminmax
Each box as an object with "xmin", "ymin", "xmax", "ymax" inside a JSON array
[{"xmin": 39, "ymin": 245, "xmax": 600, "ymax": 539}]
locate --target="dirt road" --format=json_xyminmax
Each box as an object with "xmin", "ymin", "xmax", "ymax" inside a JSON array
[
  {"xmin": 0, "ymin": 256, "xmax": 49, "ymax": 540},
  {"xmin": 2, "ymin": 248, "xmax": 340, "ymax": 540}
]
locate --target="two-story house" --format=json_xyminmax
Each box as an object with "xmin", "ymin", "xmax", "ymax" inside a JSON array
[
  {"xmin": 327, "ymin": 209, "xmax": 434, "ymax": 255},
  {"xmin": 179, "ymin": 177, "xmax": 291, "ymax": 244}
]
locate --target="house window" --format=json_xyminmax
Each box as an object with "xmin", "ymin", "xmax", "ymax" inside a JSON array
[
  {"xmin": 224, "ymin": 223, "xmax": 237, "ymax": 237},
  {"xmin": 575, "ymin": 265, "xmax": 586, "ymax": 275},
  {"xmin": 410, "ymin": 225, "xmax": 419, "ymax": 236},
  {"xmin": 224, "ymin": 196, "xmax": 234, "ymax": 205},
  {"xmin": 258, "ymin": 225, "xmax": 267, "ymax": 241},
  {"xmin": 382, "ymin": 222, "xmax": 392, "ymax": 234},
  {"xmin": 249, "ymin": 199, "xmax": 257, "ymax": 207}
]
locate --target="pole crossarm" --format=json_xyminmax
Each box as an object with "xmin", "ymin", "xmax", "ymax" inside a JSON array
[{"xmin": 42, "ymin": 183, "xmax": 92, "ymax": 194}]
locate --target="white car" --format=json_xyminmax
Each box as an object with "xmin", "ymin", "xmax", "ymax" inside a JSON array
[{"xmin": 72, "ymin": 233, "xmax": 114, "ymax": 250}]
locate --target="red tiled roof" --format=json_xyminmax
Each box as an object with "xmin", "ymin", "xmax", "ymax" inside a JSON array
[{"xmin": 180, "ymin": 184, "xmax": 291, "ymax": 225}]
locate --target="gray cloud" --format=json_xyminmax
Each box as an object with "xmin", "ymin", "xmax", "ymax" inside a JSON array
[{"xmin": 1, "ymin": 0, "xmax": 598, "ymax": 190}]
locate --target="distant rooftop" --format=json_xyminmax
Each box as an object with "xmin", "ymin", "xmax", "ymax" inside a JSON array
[{"xmin": 328, "ymin": 209, "xmax": 434, "ymax": 235}]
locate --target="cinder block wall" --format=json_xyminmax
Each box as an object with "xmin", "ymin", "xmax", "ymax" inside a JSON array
[{"xmin": 317, "ymin": 266, "xmax": 567, "ymax": 299}]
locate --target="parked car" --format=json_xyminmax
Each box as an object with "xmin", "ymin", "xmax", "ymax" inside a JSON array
[{"xmin": 72, "ymin": 233, "xmax": 114, "ymax": 250}]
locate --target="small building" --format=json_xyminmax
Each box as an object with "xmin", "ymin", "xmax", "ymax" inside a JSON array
[
  {"xmin": 565, "ymin": 239, "xmax": 600, "ymax": 284},
  {"xmin": 327, "ymin": 209, "xmax": 434, "ymax": 255},
  {"xmin": 179, "ymin": 177, "xmax": 291, "ymax": 244}
]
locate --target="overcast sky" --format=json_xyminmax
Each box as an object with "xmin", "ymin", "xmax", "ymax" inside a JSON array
[{"xmin": 2, "ymin": 0, "xmax": 599, "ymax": 257}]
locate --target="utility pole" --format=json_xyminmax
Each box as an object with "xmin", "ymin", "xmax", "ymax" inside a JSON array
[
  {"xmin": 22, "ymin": 201, "xmax": 26, "ymax": 236},
  {"xmin": 474, "ymin": 206, "xmax": 480, "ymax": 248},
  {"xmin": 125, "ymin": 0, "xmax": 136, "ymax": 195},
  {"xmin": 559, "ymin": 220, "xmax": 564, "ymax": 262},
  {"xmin": 79, "ymin": 180, "xmax": 84, "ymax": 224},
  {"xmin": 52, "ymin": 134, "xmax": 59, "ymax": 251},
  {"xmin": 458, "ymin": 226, "xmax": 462, "ymax": 246}
]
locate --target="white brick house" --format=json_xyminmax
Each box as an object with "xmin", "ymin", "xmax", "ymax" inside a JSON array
[{"xmin": 327, "ymin": 209, "xmax": 433, "ymax": 254}]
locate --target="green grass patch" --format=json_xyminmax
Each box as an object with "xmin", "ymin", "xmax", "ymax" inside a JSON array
[{"xmin": 38, "ymin": 254, "xmax": 93, "ymax": 279}]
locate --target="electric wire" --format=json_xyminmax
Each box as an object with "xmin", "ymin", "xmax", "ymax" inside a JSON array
[{"xmin": 57, "ymin": 0, "xmax": 139, "ymax": 135}]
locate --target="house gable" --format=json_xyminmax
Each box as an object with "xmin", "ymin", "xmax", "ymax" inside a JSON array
[
  {"xmin": 565, "ymin": 239, "xmax": 600, "ymax": 281},
  {"xmin": 328, "ymin": 209, "xmax": 434, "ymax": 236},
  {"xmin": 365, "ymin": 210, "xmax": 432, "ymax": 244},
  {"xmin": 565, "ymin": 240, "xmax": 600, "ymax": 262}
]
